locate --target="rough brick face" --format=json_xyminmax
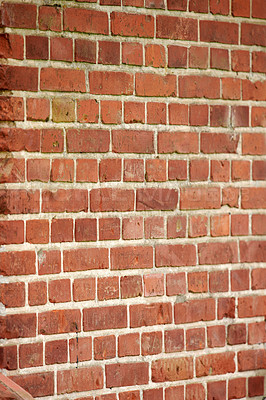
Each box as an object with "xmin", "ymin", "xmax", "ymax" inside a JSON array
[{"xmin": 1, "ymin": 0, "xmax": 265, "ymax": 398}]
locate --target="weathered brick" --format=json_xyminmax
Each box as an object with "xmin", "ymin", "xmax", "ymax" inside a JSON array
[{"xmin": 151, "ymin": 357, "xmax": 193, "ymax": 382}]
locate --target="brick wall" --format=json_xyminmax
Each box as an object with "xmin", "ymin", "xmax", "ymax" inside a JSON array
[{"xmin": 0, "ymin": 0, "xmax": 265, "ymax": 399}]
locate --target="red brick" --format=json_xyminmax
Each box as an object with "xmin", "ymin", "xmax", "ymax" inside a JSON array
[
  {"xmin": 157, "ymin": 15, "xmax": 197, "ymax": 40},
  {"xmin": 231, "ymin": 269, "xmax": 249, "ymax": 292},
  {"xmin": 75, "ymin": 218, "xmax": 97, "ymax": 242},
  {"xmin": 227, "ymin": 323, "xmax": 246, "ymax": 345},
  {"xmin": 168, "ymin": 104, "xmax": 188, "ymax": 125},
  {"xmin": 180, "ymin": 187, "xmax": 220, "ymax": 210},
  {"xmin": 122, "ymin": 217, "xmax": 143, "ymax": 240},
  {"xmin": 49, "ymin": 279, "xmax": 71, "ymax": 303},
  {"xmin": 90, "ymin": 71, "xmax": 133, "ymax": 95},
  {"xmin": 91, "ymin": 188, "xmax": 133, "ymax": 212},
  {"xmin": 222, "ymin": 187, "xmax": 239, "ymax": 208},
  {"xmin": 101, "ymin": 101, "xmax": 122, "ymax": 125},
  {"xmin": 252, "ymin": 268, "xmax": 266, "ymax": 290},
  {"xmin": 199, "ymin": 242, "xmax": 238, "ymax": 265},
  {"xmin": 211, "ymin": 0, "xmax": 229, "ymax": 13},
  {"xmin": 189, "ymin": 104, "xmax": 208, "ymax": 126},
  {"xmin": 38, "ymin": 249, "xmax": 61, "ymax": 275},
  {"xmin": 45, "ymin": 340, "xmax": 67, "ymax": 364},
  {"xmin": 39, "ymin": 309, "xmax": 81, "ymax": 335},
  {"xmin": 242, "ymin": 188, "xmax": 266, "ymax": 209},
  {"xmin": 122, "ymin": 42, "xmax": 143, "ymax": 66},
  {"xmin": 69, "ymin": 337, "xmax": 92, "ymax": 363},
  {"xmin": 232, "ymin": 0, "xmax": 250, "ymax": 16},
  {"xmin": 0, "ymin": 189, "xmax": 40, "ymax": 215},
  {"xmin": 50, "ymin": 37, "xmax": 72, "ymax": 61},
  {"xmin": 174, "ymin": 298, "xmax": 215, "ymax": 324},
  {"xmin": 137, "ymin": 188, "xmax": 178, "ymax": 211},
  {"xmin": 111, "ymin": 12, "xmax": 154, "ymax": 38},
  {"xmin": 167, "ymin": 0, "xmax": 186, "ymax": 10},
  {"xmin": 0, "ymin": 33, "xmax": 23, "ymax": 60},
  {"xmin": 64, "ymin": 7, "xmax": 108, "ymax": 34},
  {"xmin": 252, "ymin": 106, "xmax": 266, "ymax": 127},
  {"xmin": 252, "ymin": 0, "xmax": 266, "ymax": 18},
  {"xmin": 189, "ymin": 46, "xmax": 208, "ymax": 69},
  {"xmin": 218, "ymin": 297, "xmax": 235, "ymax": 319},
  {"xmin": 253, "ymin": 51, "xmax": 266, "ymax": 73},
  {"xmin": 253, "ymin": 160, "xmax": 266, "ymax": 181},
  {"xmin": 186, "ymin": 384, "xmax": 205, "ymax": 400},
  {"xmin": 156, "ymin": 244, "xmax": 196, "ymax": 267},
  {"xmin": 211, "ymin": 48, "xmax": 229, "ymax": 70},
  {"xmin": 211, "ymin": 160, "xmax": 230, "ymax": 181},
  {"xmin": 231, "ymin": 214, "xmax": 249, "ymax": 237},
  {"xmin": 136, "ymin": 73, "xmax": 176, "ymax": 97},
  {"xmin": 0, "ymin": 65, "xmax": 38, "ymax": 91},
  {"xmin": 242, "ymin": 133, "xmax": 266, "ymax": 155},
  {"xmin": 75, "ymin": 39, "xmax": 96, "ymax": 63},
  {"xmin": 124, "ymin": 102, "xmax": 145, "ymax": 124},
  {"xmin": 76, "ymin": 159, "xmax": 98, "ymax": 182},
  {"xmin": 231, "ymin": 50, "xmax": 250, "ymax": 72},
  {"xmin": 211, "ymin": 214, "xmax": 229, "ymax": 236},
  {"xmin": 241, "ymin": 23, "xmax": 266, "ymax": 46},
  {"xmin": 0, "ymin": 282, "xmax": 25, "ymax": 308},
  {"xmin": 146, "ymin": 44, "xmax": 166, "ymax": 67},
  {"xmin": 232, "ymin": 106, "xmax": 249, "ymax": 127},
  {"xmin": 51, "ymin": 159, "xmax": 74, "ymax": 182},
  {"xmin": 42, "ymin": 189, "xmax": 88, "ymax": 213},
  {"xmin": 222, "ymin": 77, "xmax": 241, "ymax": 100},
  {"xmin": 145, "ymin": 217, "xmax": 164, "ymax": 239},
  {"xmin": 99, "ymin": 41, "xmax": 120, "ymax": 65},
  {"xmin": 39, "ymin": 6, "xmax": 61, "ymax": 31},
  {"xmin": 200, "ymin": 20, "xmax": 238, "ymax": 44},
  {"xmin": 179, "ymin": 76, "xmax": 220, "ymax": 99},
  {"xmin": 1, "ymin": 3, "xmax": 37, "ymax": 29},
  {"xmin": 0, "ymin": 346, "xmax": 17, "ymax": 370},
  {"xmin": 106, "ymin": 362, "xmax": 149, "ymax": 388},
  {"xmin": 238, "ymin": 295, "xmax": 266, "ymax": 318},
  {"xmin": 151, "ymin": 357, "xmax": 193, "ymax": 382},
  {"xmin": 243, "ymin": 79, "xmax": 266, "ymax": 101},
  {"xmin": 144, "ymin": 274, "xmax": 164, "ymax": 297},
  {"xmin": 202, "ymin": 132, "xmax": 240, "ymax": 154},
  {"xmin": 186, "ymin": 328, "xmax": 205, "ymax": 351},
  {"xmin": 0, "ymin": 251, "xmax": 35, "ymax": 276},
  {"xmin": 168, "ymin": 160, "xmax": 187, "ymax": 181},
  {"xmin": 207, "ymin": 381, "xmax": 226, "ymax": 400},
  {"xmin": 57, "ymin": 367, "xmax": 103, "ymax": 394},
  {"xmin": 210, "ymin": 105, "xmax": 229, "ymax": 127},
  {"xmin": 238, "ymin": 349, "xmax": 266, "ymax": 371},
  {"xmin": 165, "ymin": 386, "xmax": 184, "ymax": 400},
  {"xmin": 84, "ymin": 305, "xmax": 127, "ymax": 331},
  {"xmin": 130, "ymin": 302, "xmax": 172, "ymax": 328},
  {"xmin": 41, "ymin": 129, "xmax": 64, "ymax": 153},
  {"xmin": 189, "ymin": 0, "xmax": 208, "ymax": 12},
  {"xmin": 147, "ymin": 102, "xmax": 166, "ymax": 124},
  {"xmin": 188, "ymin": 271, "xmax": 208, "ymax": 293},
  {"xmin": 207, "ymin": 326, "xmax": 226, "ymax": 348},
  {"xmin": 28, "ymin": 281, "xmax": 47, "ymax": 306},
  {"xmin": 98, "ymin": 277, "xmax": 119, "ymax": 301},
  {"xmin": 0, "ymin": 220, "xmax": 24, "ymax": 245},
  {"xmin": 124, "ymin": 159, "xmax": 144, "ymax": 182},
  {"xmin": 100, "ymin": 158, "xmax": 121, "ymax": 181},
  {"xmin": 41, "ymin": 68, "xmax": 85, "ymax": 92},
  {"xmin": 142, "ymin": 331, "xmax": 162, "ymax": 355},
  {"xmin": 166, "ymin": 272, "xmax": 186, "ymax": 296},
  {"xmin": 228, "ymin": 378, "xmax": 246, "ymax": 400},
  {"xmin": 146, "ymin": 159, "xmax": 166, "ymax": 181},
  {"xmin": 252, "ymin": 214, "xmax": 266, "ymax": 235},
  {"xmin": 111, "ymin": 246, "xmax": 153, "ymax": 270},
  {"xmin": 64, "ymin": 248, "xmax": 108, "ymax": 272},
  {"xmin": 231, "ymin": 160, "xmax": 250, "ymax": 182},
  {"xmin": 248, "ymin": 321, "xmax": 266, "ymax": 345},
  {"xmin": 73, "ymin": 278, "xmax": 95, "ymax": 302},
  {"xmin": 167, "ymin": 215, "xmax": 186, "ymax": 238},
  {"xmin": 94, "ymin": 335, "xmax": 116, "ymax": 360},
  {"xmin": 119, "ymin": 391, "xmax": 140, "ymax": 400},
  {"xmin": 121, "ymin": 275, "xmax": 142, "ymax": 299},
  {"xmin": 190, "ymin": 159, "xmax": 209, "ymax": 181},
  {"xmin": 0, "ymin": 313, "xmax": 36, "ymax": 339},
  {"xmin": 27, "ymin": 98, "xmax": 49, "ymax": 121},
  {"xmin": 0, "ymin": 97, "xmax": 24, "ymax": 121},
  {"xmin": 112, "ymin": 129, "xmax": 154, "ymax": 154},
  {"xmin": 99, "ymin": 218, "xmax": 120, "ymax": 240},
  {"xmin": 52, "ymin": 98, "xmax": 75, "ymax": 122},
  {"xmin": 168, "ymin": 45, "xmax": 187, "ymax": 68},
  {"xmin": 158, "ymin": 132, "xmax": 198, "ymax": 154},
  {"xmin": 189, "ymin": 215, "xmax": 208, "ymax": 237},
  {"xmin": 11, "ymin": 372, "xmax": 54, "ymax": 398},
  {"xmin": 248, "ymin": 376, "xmax": 264, "ymax": 397},
  {"xmin": 27, "ymin": 159, "xmax": 50, "ymax": 182},
  {"xmin": 196, "ymin": 352, "xmax": 235, "ymax": 377},
  {"xmin": 118, "ymin": 333, "xmax": 140, "ymax": 357},
  {"xmin": 143, "ymin": 388, "xmax": 163, "ymax": 400}
]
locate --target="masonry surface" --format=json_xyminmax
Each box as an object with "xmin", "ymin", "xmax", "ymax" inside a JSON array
[{"xmin": 0, "ymin": 0, "xmax": 265, "ymax": 399}]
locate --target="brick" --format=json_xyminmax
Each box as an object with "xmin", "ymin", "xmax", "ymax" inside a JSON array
[
  {"xmin": 0, "ymin": 220, "xmax": 24, "ymax": 245},
  {"xmin": 57, "ymin": 367, "xmax": 103, "ymax": 394},
  {"xmin": 168, "ymin": 45, "xmax": 187, "ymax": 68},
  {"xmin": 201, "ymin": 132, "xmax": 239, "ymax": 154},
  {"xmin": 165, "ymin": 329, "xmax": 184, "ymax": 353},
  {"xmin": 26, "ymin": 36, "xmax": 48, "ymax": 60},
  {"xmin": 166, "ymin": 272, "xmax": 186, "ymax": 296},
  {"xmin": 113, "ymin": 129, "xmax": 154, "ymax": 153},
  {"xmin": 0, "ymin": 346, "xmax": 17, "ymax": 370},
  {"xmin": 41, "ymin": 129, "xmax": 64, "ymax": 153},
  {"xmin": 38, "ymin": 309, "xmax": 81, "ymax": 335},
  {"xmin": 144, "ymin": 273, "xmax": 164, "ymax": 297},
  {"xmin": 39, "ymin": 6, "xmax": 61, "ymax": 31},
  {"xmin": 1, "ymin": 3, "xmax": 37, "ymax": 29},
  {"xmin": 242, "ymin": 133, "xmax": 266, "ymax": 155},
  {"xmin": 69, "ymin": 337, "xmax": 92, "ymax": 363},
  {"xmin": 42, "ymin": 189, "xmax": 88, "ymax": 213},
  {"xmin": 145, "ymin": 216, "xmax": 164, "ymax": 239},
  {"xmin": 99, "ymin": 218, "xmax": 120, "ymax": 240},
  {"xmin": 157, "ymin": 15, "xmax": 197, "ymax": 40},
  {"xmin": 0, "ymin": 33, "xmax": 23, "ymax": 60},
  {"xmin": 248, "ymin": 376, "xmax": 264, "ymax": 397},
  {"xmin": 111, "ymin": 246, "xmax": 153, "ymax": 270},
  {"xmin": 227, "ymin": 323, "xmax": 246, "ymax": 345},
  {"xmin": 228, "ymin": 378, "xmax": 246, "ymax": 400},
  {"xmin": 0, "ymin": 313, "xmax": 36, "ymax": 339},
  {"xmin": 222, "ymin": 187, "xmax": 239, "ymax": 208},
  {"xmin": 122, "ymin": 217, "xmax": 143, "ymax": 240},
  {"xmin": 188, "ymin": 271, "xmax": 208, "ymax": 293},
  {"xmin": 143, "ymin": 388, "xmax": 163, "ymax": 400},
  {"xmin": 27, "ymin": 98, "xmax": 49, "ymax": 121},
  {"xmin": 38, "ymin": 249, "xmax": 61, "ymax": 275},
  {"xmin": 253, "ymin": 0, "xmax": 266, "ymax": 18},
  {"xmin": 190, "ymin": 159, "xmax": 209, "ymax": 181},
  {"xmin": 111, "ymin": 12, "xmax": 154, "ymax": 38},
  {"xmin": 238, "ymin": 349, "xmax": 266, "ymax": 371},
  {"xmin": 168, "ymin": 104, "xmax": 188, "ymax": 125},
  {"xmin": 179, "ymin": 76, "xmax": 220, "ymax": 99},
  {"xmin": 118, "ymin": 333, "xmax": 140, "ymax": 357},
  {"xmin": 210, "ymin": 105, "xmax": 229, "ymax": 127},
  {"xmin": 189, "ymin": 215, "xmax": 208, "ymax": 238},
  {"xmin": 243, "ymin": 79, "xmax": 266, "ymax": 101},
  {"xmin": 0, "ymin": 251, "xmax": 35, "ymax": 276},
  {"xmin": 91, "ymin": 188, "xmax": 133, "ymax": 212},
  {"xmin": 252, "ymin": 107, "xmax": 266, "ymax": 127},
  {"xmin": 146, "ymin": 159, "xmax": 166, "ymax": 181},
  {"xmin": 146, "ymin": 44, "xmax": 166, "ymax": 67},
  {"xmin": 106, "ymin": 363, "xmax": 149, "ymax": 388},
  {"xmin": 0, "ymin": 97, "xmax": 24, "ymax": 121},
  {"xmin": 0, "ymin": 189, "xmax": 40, "ymax": 215},
  {"xmin": 99, "ymin": 41, "xmax": 120, "ymax": 65},
  {"xmin": 147, "ymin": 102, "xmax": 166, "ymax": 124},
  {"xmin": 186, "ymin": 328, "xmax": 205, "ymax": 351},
  {"xmin": 189, "ymin": 46, "xmax": 208, "ymax": 69},
  {"xmin": 168, "ymin": 160, "xmax": 187, "ymax": 180},
  {"xmin": 124, "ymin": 102, "xmax": 145, "ymax": 123},
  {"xmin": 151, "ymin": 357, "xmax": 193, "ymax": 382},
  {"xmin": 27, "ymin": 159, "xmax": 50, "ymax": 182},
  {"xmin": 210, "ymin": 214, "xmax": 230, "ymax": 236},
  {"xmin": 167, "ymin": 0, "xmax": 186, "ymax": 9},
  {"xmin": 232, "ymin": 106, "xmax": 249, "ymax": 127},
  {"xmin": 122, "ymin": 42, "xmax": 143, "ymax": 66},
  {"xmin": 248, "ymin": 321, "xmax": 266, "ymax": 345},
  {"xmin": 241, "ymin": 23, "xmax": 266, "ymax": 46},
  {"xmin": 76, "ymin": 159, "xmax": 98, "ymax": 182},
  {"xmin": 52, "ymin": 98, "xmax": 75, "ymax": 122},
  {"xmin": 84, "ymin": 305, "xmax": 127, "ymax": 331},
  {"xmin": 101, "ymin": 101, "xmax": 122, "ymax": 124},
  {"xmin": 77, "ymin": 100, "xmax": 99, "ymax": 124},
  {"xmin": 11, "ymin": 372, "xmax": 54, "ymax": 398},
  {"xmin": 0, "ymin": 282, "xmax": 25, "ymax": 308},
  {"xmin": 218, "ymin": 297, "xmax": 235, "ymax": 319},
  {"xmin": 130, "ymin": 302, "xmax": 172, "ymax": 327},
  {"xmin": 64, "ymin": 248, "xmax": 108, "ymax": 272},
  {"xmin": 207, "ymin": 381, "xmax": 226, "ymax": 400},
  {"xmin": 253, "ymin": 160, "xmax": 266, "ymax": 181},
  {"xmin": 158, "ymin": 132, "xmax": 198, "ymax": 154},
  {"xmin": 136, "ymin": 73, "xmax": 176, "ymax": 97},
  {"xmin": 75, "ymin": 218, "xmax": 97, "ymax": 242},
  {"xmin": 180, "ymin": 187, "xmax": 220, "ymax": 210},
  {"xmin": 252, "ymin": 214, "xmax": 266, "ymax": 235},
  {"xmin": 124, "ymin": 159, "xmax": 144, "ymax": 182},
  {"xmin": 231, "ymin": 50, "xmax": 250, "ymax": 72},
  {"xmin": 98, "ymin": 277, "xmax": 119, "ymax": 301},
  {"xmin": 238, "ymin": 295, "xmax": 266, "ymax": 318},
  {"xmin": 231, "ymin": 269, "xmax": 249, "ymax": 292},
  {"xmin": 73, "ymin": 278, "xmax": 95, "ymax": 302},
  {"xmin": 167, "ymin": 215, "xmax": 186, "ymax": 238},
  {"xmin": 222, "ymin": 77, "xmax": 241, "ymax": 100},
  {"xmin": 75, "ymin": 39, "xmax": 96, "ymax": 63},
  {"xmin": 100, "ymin": 158, "xmax": 122, "ymax": 181},
  {"xmin": 252, "ymin": 268, "xmax": 266, "ymax": 290},
  {"xmin": 253, "ymin": 51, "xmax": 266, "ymax": 73},
  {"xmin": 200, "ymin": 20, "xmax": 238, "ymax": 44},
  {"xmin": 41, "ymin": 68, "xmax": 86, "ymax": 92},
  {"xmin": 165, "ymin": 386, "xmax": 184, "ymax": 400},
  {"xmin": 0, "ymin": 65, "xmax": 38, "ymax": 91},
  {"xmin": 94, "ymin": 335, "xmax": 116, "ymax": 360},
  {"xmin": 231, "ymin": 215, "xmax": 249, "ymax": 237},
  {"xmin": 189, "ymin": 104, "xmax": 208, "ymax": 126},
  {"xmin": 174, "ymin": 298, "xmax": 215, "ymax": 324},
  {"xmin": 28, "ymin": 281, "xmax": 47, "ymax": 306},
  {"xmin": 49, "ymin": 279, "xmax": 71, "ymax": 303},
  {"xmin": 121, "ymin": 275, "xmax": 142, "ymax": 299},
  {"xmin": 209, "ymin": 270, "xmax": 229, "ymax": 292},
  {"xmin": 45, "ymin": 340, "xmax": 67, "ymax": 364},
  {"xmin": 199, "ymin": 242, "xmax": 238, "ymax": 265},
  {"xmin": 242, "ymin": 188, "xmax": 266, "ymax": 209},
  {"xmin": 196, "ymin": 352, "xmax": 235, "ymax": 377},
  {"xmin": 207, "ymin": 326, "xmax": 226, "ymax": 348},
  {"xmin": 211, "ymin": 48, "xmax": 229, "ymax": 70},
  {"xmin": 119, "ymin": 391, "xmax": 141, "ymax": 400},
  {"xmin": 211, "ymin": 0, "xmax": 229, "ymax": 13},
  {"xmin": 142, "ymin": 331, "xmax": 162, "ymax": 355},
  {"xmin": 137, "ymin": 188, "xmax": 178, "ymax": 211},
  {"xmin": 232, "ymin": 0, "xmax": 250, "ymax": 16},
  {"xmin": 231, "ymin": 160, "xmax": 250, "ymax": 182},
  {"xmin": 156, "ymin": 244, "xmax": 196, "ymax": 267},
  {"xmin": 64, "ymin": 8, "xmax": 108, "ymax": 34},
  {"xmin": 51, "ymin": 159, "xmax": 74, "ymax": 182},
  {"xmin": 189, "ymin": 0, "xmax": 208, "ymax": 12}
]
